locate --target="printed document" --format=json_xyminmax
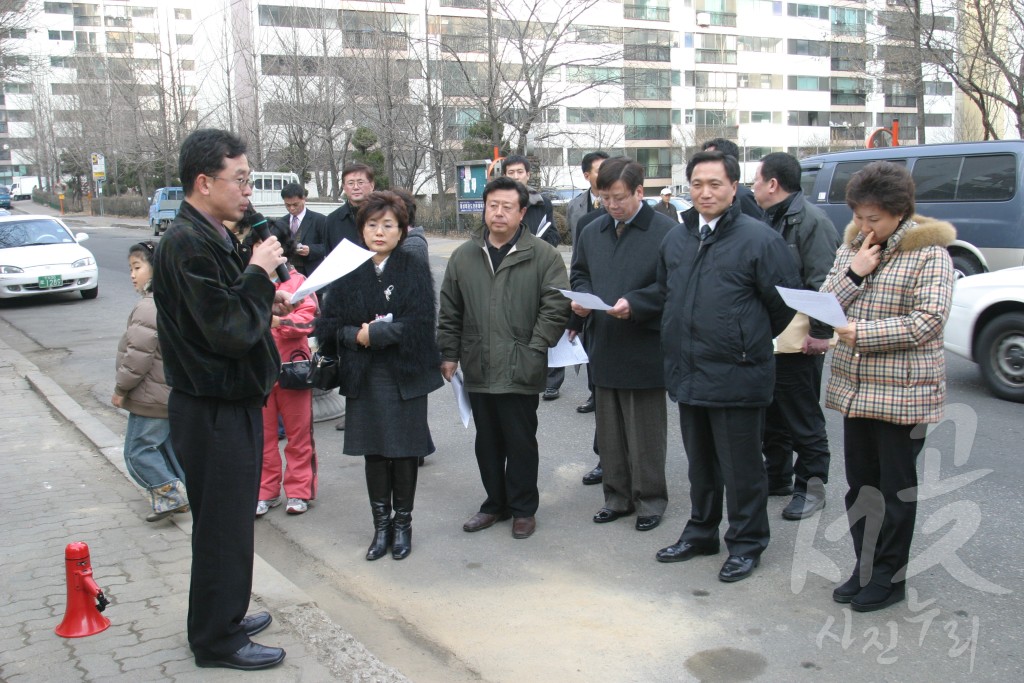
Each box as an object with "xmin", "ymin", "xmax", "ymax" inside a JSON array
[
  {"xmin": 775, "ymin": 286, "xmax": 848, "ymax": 329},
  {"xmin": 290, "ymin": 239, "xmax": 375, "ymax": 303}
]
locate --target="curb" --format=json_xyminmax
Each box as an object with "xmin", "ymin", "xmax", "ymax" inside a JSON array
[{"xmin": 0, "ymin": 336, "xmax": 407, "ymax": 681}]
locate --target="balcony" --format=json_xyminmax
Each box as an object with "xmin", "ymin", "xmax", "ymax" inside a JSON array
[
  {"xmin": 625, "ymin": 86, "xmax": 672, "ymax": 100},
  {"xmin": 641, "ymin": 164, "xmax": 673, "ymax": 178},
  {"xmin": 885, "ymin": 94, "xmax": 917, "ymax": 108},
  {"xmin": 623, "ymin": 44, "xmax": 671, "ymax": 62},
  {"xmin": 831, "ymin": 58, "xmax": 866, "ymax": 72},
  {"xmin": 625, "ymin": 124, "xmax": 672, "ymax": 140},
  {"xmin": 700, "ymin": 12, "xmax": 737, "ymax": 27},
  {"xmin": 344, "ymin": 31, "xmax": 408, "ymax": 51},
  {"xmin": 830, "ymin": 126, "xmax": 866, "ymax": 141},
  {"xmin": 696, "ymin": 87, "xmax": 737, "ymax": 104},
  {"xmin": 696, "ymin": 125, "xmax": 739, "ymax": 140},
  {"xmin": 439, "ymin": 35, "xmax": 487, "ymax": 54},
  {"xmin": 624, "ymin": 5, "xmax": 669, "ymax": 22},
  {"xmin": 831, "ymin": 93, "xmax": 867, "ymax": 106},
  {"xmin": 695, "ymin": 49, "xmax": 737, "ymax": 65},
  {"xmin": 831, "ymin": 22, "xmax": 866, "ymax": 37},
  {"xmin": 440, "ymin": 0, "xmax": 485, "ymax": 7}
]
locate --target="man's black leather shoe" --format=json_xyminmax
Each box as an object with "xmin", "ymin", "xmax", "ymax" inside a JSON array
[
  {"xmin": 851, "ymin": 582, "xmax": 906, "ymax": 612},
  {"xmin": 718, "ymin": 555, "xmax": 759, "ymax": 582},
  {"xmin": 593, "ymin": 506, "xmax": 634, "ymax": 523},
  {"xmin": 832, "ymin": 574, "xmax": 863, "ymax": 604},
  {"xmin": 655, "ymin": 541, "xmax": 719, "ymax": 563},
  {"xmin": 581, "ymin": 464, "xmax": 603, "ymax": 485},
  {"xmin": 782, "ymin": 492, "xmax": 826, "ymax": 520},
  {"xmin": 241, "ymin": 611, "xmax": 272, "ymax": 637},
  {"xmin": 195, "ymin": 642, "xmax": 286, "ymax": 670},
  {"xmin": 576, "ymin": 395, "xmax": 596, "ymax": 413},
  {"xmin": 635, "ymin": 515, "xmax": 661, "ymax": 531}
]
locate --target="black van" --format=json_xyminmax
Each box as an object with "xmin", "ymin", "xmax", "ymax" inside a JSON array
[{"xmin": 799, "ymin": 141, "xmax": 1024, "ymax": 278}]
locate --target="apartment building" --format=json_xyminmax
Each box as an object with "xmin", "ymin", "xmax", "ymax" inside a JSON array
[{"xmin": 0, "ymin": 0, "xmax": 959, "ymax": 193}]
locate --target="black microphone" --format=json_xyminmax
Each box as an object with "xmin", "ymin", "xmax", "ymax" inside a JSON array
[{"xmin": 246, "ymin": 207, "xmax": 290, "ymax": 282}]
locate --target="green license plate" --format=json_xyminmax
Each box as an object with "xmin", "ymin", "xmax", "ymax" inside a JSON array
[{"xmin": 38, "ymin": 274, "xmax": 63, "ymax": 289}]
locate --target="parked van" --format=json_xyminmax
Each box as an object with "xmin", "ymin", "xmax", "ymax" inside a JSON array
[
  {"xmin": 800, "ymin": 141, "xmax": 1024, "ymax": 278},
  {"xmin": 149, "ymin": 187, "xmax": 184, "ymax": 235}
]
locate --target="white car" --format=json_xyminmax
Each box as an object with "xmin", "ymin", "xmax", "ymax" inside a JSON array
[
  {"xmin": 0, "ymin": 215, "xmax": 99, "ymax": 300},
  {"xmin": 944, "ymin": 267, "xmax": 1024, "ymax": 402}
]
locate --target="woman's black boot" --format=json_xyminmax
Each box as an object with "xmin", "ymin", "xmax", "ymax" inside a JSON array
[
  {"xmin": 365, "ymin": 456, "xmax": 392, "ymax": 561},
  {"xmin": 391, "ymin": 457, "xmax": 419, "ymax": 560}
]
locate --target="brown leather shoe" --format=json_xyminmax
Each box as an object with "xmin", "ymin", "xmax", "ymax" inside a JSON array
[
  {"xmin": 512, "ymin": 516, "xmax": 536, "ymax": 539},
  {"xmin": 463, "ymin": 511, "xmax": 509, "ymax": 532}
]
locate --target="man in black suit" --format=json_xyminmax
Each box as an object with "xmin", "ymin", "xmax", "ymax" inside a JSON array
[{"xmin": 280, "ymin": 183, "xmax": 326, "ymax": 277}]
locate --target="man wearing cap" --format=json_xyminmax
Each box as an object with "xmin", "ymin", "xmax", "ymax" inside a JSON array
[{"xmin": 653, "ymin": 188, "xmax": 680, "ymax": 223}]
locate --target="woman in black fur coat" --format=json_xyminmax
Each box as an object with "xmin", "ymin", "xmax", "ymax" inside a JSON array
[{"xmin": 314, "ymin": 191, "xmax": 443, "ymax": 561}]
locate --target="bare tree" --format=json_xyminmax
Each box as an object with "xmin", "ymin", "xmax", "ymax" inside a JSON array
[
  {"xmin": 0, "ymin": 0, "xmax": 33, "ymax": 82},
  {"xmin": 918, "ymin": 0, "xmax": 1024, "ymax": 139}
]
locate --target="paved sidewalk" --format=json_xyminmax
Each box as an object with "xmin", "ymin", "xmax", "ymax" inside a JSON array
[{"xmin": 0, "ymin": 337, "xmax": 408, "ymax": 682}]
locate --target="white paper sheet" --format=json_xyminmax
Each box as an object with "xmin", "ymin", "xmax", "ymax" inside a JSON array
[
  {"xmin": 450, "ymin": 370, "xmax": 472, "ymax": 428},
  {"xmin": 547, "ymin": 331, "xmax": 589, "ymax": 367},
  {"xmin": 775, "ymin": 286, "xmax": 849, "ymax": 329},
  {"xmin": 552, "ymin": 287, "xmax": 613, "ymax": 311},
  {"xmin": 289, "ymin": 239, "xmax": 375, "ymax": 303}
]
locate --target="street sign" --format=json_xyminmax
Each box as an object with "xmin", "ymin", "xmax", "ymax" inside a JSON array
[
  {"xmin": 91, "ymin": 153, "xmax": 106, "ymax": 180},
  {"xmin": 457, "ymin": 199, "xmax": 484, "ymax": 214}
]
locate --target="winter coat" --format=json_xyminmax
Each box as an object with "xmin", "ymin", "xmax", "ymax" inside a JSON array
[
  {"xmin": 323, "ymin": 201, "xmax": 360, "ymax": 255},
  {"xmin": 659, "ymin": 207, "xmax": 800, "ymax": 407},
  {"xmin": 524, "ymin": 190, "xmax": 560, "ymax": 247},
  {"xmin": 768, "ymin": 192, "xmax": 841, "ymax": 351},
  {"xmin": 821, "ymin": 216, "xmax": 955, "ymax": 425},
  {"xmin": 153, "ymin": 201, "xmax": 280, "ymax": 402},
  {"xmin": 570, "ymin": 202, "xmax": 676, "ymax": 389},
  {"xmin": 438, "ymin": 227, "xmax": 570, "ymax": 394},
  {"xmin": 315, "ymin": 247, "xmax": 444, "ymax": 401},
  {"xmin": 114, "ymin": 292, "xmax": 170, "ymax": 418},
  {"xmin": 271, "ymin": 269, "xmax": 317, "ymax": 376}
]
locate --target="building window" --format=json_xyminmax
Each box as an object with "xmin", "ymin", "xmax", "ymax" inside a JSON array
[
  {"xmin": 737, "ymin": 36, "xmax": 780, "ymax": 53},
  {"xmin": 4, "ymin": 83, "xmax": 33, "ymax": 94},
  {"xmin": 787, "ymin": 3, "xmax": 828, "ymax": 20},
  {"xmin": 924, "ymin": 81, "xmax": 953, "ymax": 97},
  {"xmin": 787, "ymin": 39, "xmax": 829, "ymax": 57},
  {"xmin": 177, "ymin": 34, "xmax": 193, "ymax": 45},
  {"xmin": 44, "ymin": 2, "xmax": 72, "ymax": 14},
  {"xmin": 179, "ymin": 60, "xmax": 195, "ymax": 71},
  {"xmin": 788, "ymin": 75, "xmax": 828, "ymax": 91},
  {"xmin": 174, "ymin": 9, "xmax": 192, "ymax": 21},
  {"xmin": 624, "ymin": 1, "xmax": 670, "ymax": 22},
  {"xmin": 132, "ymin": 7, "xmax": 156, "ymax": 18},
  {"xmin": 787, "ymin": 111, "xmax": 829, "ymax": 126},
  {"xmin": 566, "ymin": 108, "xmax": 623, "ymax": 124},
  {"xmin": 48, "ymin": 30, "xmax": 74, "ymax": 41},
  {"xmin": 625, "ymin": 108, "xmax": 672, "ymax": 140}
]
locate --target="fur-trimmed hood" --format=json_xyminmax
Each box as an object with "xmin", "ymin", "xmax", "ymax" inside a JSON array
[{"xmin": 843, "ymin": 214, "xmax": 956, "ymax": 252}]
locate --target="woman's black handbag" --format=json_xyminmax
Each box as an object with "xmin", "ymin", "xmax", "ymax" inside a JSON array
[
  {"xmin": 278, "ymin": 350, "xmax": 313, "ymax": 390},
  {"xmin": 308, "ymin": 351, "xmax": 341, "ymax": 390}
]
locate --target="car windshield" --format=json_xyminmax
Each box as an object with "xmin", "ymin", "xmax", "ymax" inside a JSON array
[{"xmin": 0, "ymin": 219, "xmax": 76, "ymax": 248}]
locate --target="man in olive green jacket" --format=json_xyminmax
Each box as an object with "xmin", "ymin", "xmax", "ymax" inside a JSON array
[{"xmin": 438, "ymin": 176, "xmax": 570, "ymax": 540}]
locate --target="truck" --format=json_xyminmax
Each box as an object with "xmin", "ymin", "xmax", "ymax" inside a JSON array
[
  {"xmin": 10, "ymin": 176, "xmax": 41, "ymax": 201},
  {"xmin": 149, "ymin": 187, "xmax": 184, "ymax": 235}
]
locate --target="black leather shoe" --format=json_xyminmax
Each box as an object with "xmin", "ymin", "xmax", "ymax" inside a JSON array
[
  {"xmin": 581, "ymin": 465, "xmax": 603, "ymax": 485},
  {"xmin": 655, "ymin": 541, "xmax": 719, "ymax": 563},
  {"xmin": 241, "ymin": 611, "xmax": 272, "ymax": 637},
  {"xmin": 635, "ymin": 515, "xmax": 661, "ymax": 531},
  {"xmin": 768, "ymin": 484, "xmax": 793, "ymax": 496},
  {"xmin": 195, "ymin": 642, "xmax": 286, "ymax": 670},
  {"xmin": 576, "ymin": 395, "xmax": 596, "ymax": 413},
  {"xmin": 543, "ymin": 387, "xmax": 560, "ymax": 400},
  {"xmin": 851, "ymin": 582, "xmax": 906, "ymax": 612},
  {"xmin": 832, "ymin": 574, "xmax": 863, "ymax": 604},
  {"xmin": 782, "ymin": 492, "xmax": 826, "ymax": 520},
  {"xmin": 593, "ymin": 506, "xmax": 634, "ymax": 523},
  {"xmin": 718, "ymin": 555, "xmax": 760, "ymax": 582}
]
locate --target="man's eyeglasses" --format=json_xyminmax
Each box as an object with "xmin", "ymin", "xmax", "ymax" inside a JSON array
[
  {"xmin": 344, "ymin": 180, "xmax": 368, "ymax": 188},
  {"xmin": 210, "ymin": 176, "xmax": 255, "ymax": 189}
]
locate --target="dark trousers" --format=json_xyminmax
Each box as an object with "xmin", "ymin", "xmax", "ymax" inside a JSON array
[
  {"xmin": 678, "ymin": 404, "xmax": 769, "ymax": 558},
  {"xmin": 595, "ymin": 386, "xmax": 668, "ymax": 516},
  {"xmin": 546, "ymin": 366, "xmax": 565, "ymax": 391},
  {"xmin": 468, "ymin": 392, "xmax": 540, "ymax": 518},
  {"xmin": 843, "ymin": 418, "xmax": 925, "ymax": 587},
  {"xmin": 763, "ymin": 353, "xmax": 830, "ymax": 494},
  {"xmin": 168, "ymin": 391, "xmax": 263, "ymax": 658}
]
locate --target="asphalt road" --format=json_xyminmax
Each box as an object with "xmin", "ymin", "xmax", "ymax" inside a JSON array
[{"xmin": 1, "ymin": 216, "xmax": 1020, "ymax": 682}]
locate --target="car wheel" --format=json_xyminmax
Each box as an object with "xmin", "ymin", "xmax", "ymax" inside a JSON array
[
  {"xmin": 976, "ymin": 312, "xmax": 1024, "ymax": 403},
  {"xmin": 152, "ymin": 220, "xmax": 160, "ymax": 236},
  {"xmin": 81, "ymin": 285, "xmax": 99, "ymax": 300},
  {"xmin": 951, "ymin": 253, "xmax": 983, "ymax": 279}
]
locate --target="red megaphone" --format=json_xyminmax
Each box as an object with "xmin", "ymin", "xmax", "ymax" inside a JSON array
[{"xmin": 55, "ymin": 542, "xmax": 110, "ymax": 638}]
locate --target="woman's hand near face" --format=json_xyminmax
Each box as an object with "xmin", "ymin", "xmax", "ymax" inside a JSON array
[{"xmin": 851, "ymin": 231, "xmax": 881, "ymax": 277}]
